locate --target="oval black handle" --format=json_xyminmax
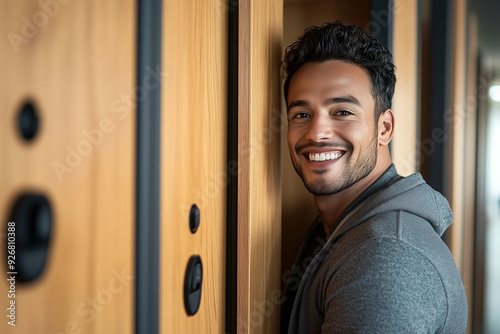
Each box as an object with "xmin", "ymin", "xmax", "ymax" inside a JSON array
[
  {"xmin": 184, "ymin": 255, "xmax": 203, "ymax": 316},
  {"xmin": 7, "ymin": 194, "xmax": 53, "ymax": 283}
]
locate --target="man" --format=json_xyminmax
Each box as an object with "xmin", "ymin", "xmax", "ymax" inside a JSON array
[{"xmin": 281, "ymin": 21, "xmax": 468, "ymax": 333}]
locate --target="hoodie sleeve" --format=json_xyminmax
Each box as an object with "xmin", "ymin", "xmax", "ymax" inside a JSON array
[{"xmin": 321, "ymin": 237, "xmax": 449, "ymax": 333}]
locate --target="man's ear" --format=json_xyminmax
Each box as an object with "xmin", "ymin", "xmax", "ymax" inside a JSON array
[{"xmin": 378, "ymin": 109, "xmax": 394, "ymax": 146}]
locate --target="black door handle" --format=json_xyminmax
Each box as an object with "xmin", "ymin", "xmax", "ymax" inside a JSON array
[
  {"xmin": 7, "ymin": 193, "xmax": 53, "ymax": 283},
  {"xmin": 184, "ymin": 255, "xmax": 203, "ymax": 315}
]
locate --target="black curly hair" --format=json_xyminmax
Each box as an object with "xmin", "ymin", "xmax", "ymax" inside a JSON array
[{"xmin": 283, "ymin": 21, "xmax": 396, "ymax": 121}]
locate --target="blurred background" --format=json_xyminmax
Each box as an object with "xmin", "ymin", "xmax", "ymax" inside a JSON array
[{"xmin": 0, "ymin": 0, "xmax": 498, "ymax": 333}]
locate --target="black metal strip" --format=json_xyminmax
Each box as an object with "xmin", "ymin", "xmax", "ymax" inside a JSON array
[
  {"xmin": 135, "ymin": 0, "xmax": 162, "ymax": 333},
  {"xmin": 370, "ymin": 0, "xmax": 394, "ymax": 154},
  {"xmin": 370, "ymin": 0, "xmax": 394, "ymax": 52},
  {"xmin": 425, "ymin": 0, "xmax": 452, "ymax": 245},
  {"xmin": 226, "ymin": 1, "xmax": 239, "ymax": 333},
  {"xmin": 427, "ymin": 0, "xmax": 451, "ymax": 196},
  {"xmin": 472, "ymin": 59, "xmax": 488, "ymax": 334}
]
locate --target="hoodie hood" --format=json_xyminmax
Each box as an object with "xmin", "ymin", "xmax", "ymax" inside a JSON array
[{"xmin": 331, "ymin": 173, "xmax": 453, "ymax": 242}]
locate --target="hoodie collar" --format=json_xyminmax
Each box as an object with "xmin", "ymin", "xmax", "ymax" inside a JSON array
[{"xmin": 327, "ymin": 166, "xmax": 453, "ymax": 243}]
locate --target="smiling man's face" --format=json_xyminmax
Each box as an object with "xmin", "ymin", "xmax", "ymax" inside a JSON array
[{"xmin": 287, "ymin": 60, "xmax": 379, "ymax": 196}]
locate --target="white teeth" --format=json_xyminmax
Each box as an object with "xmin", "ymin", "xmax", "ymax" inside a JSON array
[{"xmin": 307, "ymin": 152, "xmax": 343, "ymax": 161}]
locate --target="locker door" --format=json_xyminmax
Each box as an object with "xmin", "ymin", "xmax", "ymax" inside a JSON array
[
  {"xmin": 0, "ymin": 1, "xmax": 136, "ymax": 333},
  {"xmin": 1, "ymin": 1, "xmax": 283, "ymax": 333},
  {"xmin": 159, "ymin": 0, "xmax": 228, "ymax": 332}
]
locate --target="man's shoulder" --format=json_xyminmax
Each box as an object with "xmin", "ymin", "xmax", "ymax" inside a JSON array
[{"xmin": 322, "ymin": 210, "xmax": 453, "ymax": 272}]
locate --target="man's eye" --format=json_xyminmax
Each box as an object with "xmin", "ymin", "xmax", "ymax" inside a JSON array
[
  {"xmin": 293, "ymin": 112, "xmax": 310, "ymax": 119},
  {"xmin": 335, "ymin": 110, "xmax": 352, "ymax": 116}
]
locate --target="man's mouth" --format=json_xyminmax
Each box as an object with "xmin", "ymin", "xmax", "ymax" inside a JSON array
[{"xmin": 306, "ymin": 151, "xmax": 344, "ymax": 162}]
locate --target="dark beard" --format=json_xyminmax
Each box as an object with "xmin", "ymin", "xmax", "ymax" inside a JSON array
[{"xmin": 293, "ymin": 135, "xmax": 378, "ymax": 196}]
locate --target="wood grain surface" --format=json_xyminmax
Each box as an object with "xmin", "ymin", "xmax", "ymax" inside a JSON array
[
  {"xmin": 0, "ymin": 1, "xmax": 136, "ymax": 333},
  {"xmin": 159, "ymin": 0, "xmax": 228, "ymax": 333},
  {"xmin": 238, "ymin": 0, "xmax": 283, "ymax": 333}
]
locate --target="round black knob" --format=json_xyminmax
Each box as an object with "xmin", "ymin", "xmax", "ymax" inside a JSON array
[
  {"xmin": 189, "ymin": 204, "xmax": 200, "ymax": 233},
  {"xmin": 17, "ymin": 101, "xmax": 40, "ymax": 142}
]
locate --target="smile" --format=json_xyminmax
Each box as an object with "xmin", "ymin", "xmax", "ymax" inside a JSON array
[{"xmin": 307, "ymin": 151, "xmax": 344, "ymax": 162}]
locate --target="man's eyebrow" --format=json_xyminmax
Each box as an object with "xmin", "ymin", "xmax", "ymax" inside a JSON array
[
  {"xmin": 323, "ymin": 96, "xmax": 361, "ymax": 106},
  {"xmin": 287, "ymin": 100, "xmax": 310, "ymax": 112},
  {"xmin": 287, "ymin": 96, "xmax": 361, "ymax": 112}
]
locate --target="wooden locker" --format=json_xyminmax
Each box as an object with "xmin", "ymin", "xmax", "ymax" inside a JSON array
[
  {"xmin": 159, "ymin": 0, "xmax": 228, "ymax": 332},
  {"xmin": 0, "ymin": 1, "xmax": 283, "ymax": 333},
  {"xmin": 0, "ymin": 1, "xmax": 136, "ymax": 333}
]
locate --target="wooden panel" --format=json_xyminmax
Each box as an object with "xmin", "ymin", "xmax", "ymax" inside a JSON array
[
  {"xmin": 0, "ymin": 1, "xmax": 135, "ymax": 334},
  {"xmin": 159, "ymin": 0, "xmax": 227, "ymax": 333},
  {"xmin": 391, "ymin": 0, "xmax": 419, "ymax": 176},
  {"xmin": 448, "ymin": 0, "xmax": 467, "ymax": 274},
  {"xmin": 238, "ymin": 0, "xmax": 283, "ymax": 333}
]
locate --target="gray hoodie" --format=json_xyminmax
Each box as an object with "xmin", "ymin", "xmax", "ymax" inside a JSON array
[{"xmin": 286, "ymin": 165, "xmax": 468, "ymax": 333}]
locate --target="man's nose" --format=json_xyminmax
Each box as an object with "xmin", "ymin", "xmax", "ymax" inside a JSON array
[{"xmin": 305, "ymin": 115, "xmax": 333, "ymax": 142}]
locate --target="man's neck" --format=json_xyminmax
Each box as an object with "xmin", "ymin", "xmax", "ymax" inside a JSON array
[{"xmin": 314, "ymin": 157, "xmax": 392, "ymax": 236}]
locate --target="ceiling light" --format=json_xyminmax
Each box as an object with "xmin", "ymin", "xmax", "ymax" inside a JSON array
[{"xmin": 489, "ymin": 85, "xmax": 500, "ymax": 102}]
